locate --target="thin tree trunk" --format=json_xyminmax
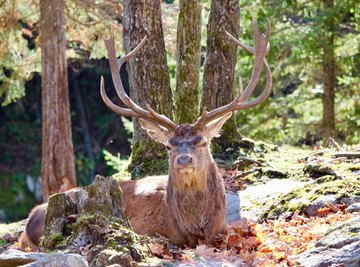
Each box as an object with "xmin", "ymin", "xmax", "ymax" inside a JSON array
[
  {"xmin": 40, "ymin": 0, "xmax": 76, "ymax": 201},
  {"xmin": 322, "ymin": 0, "xmax": 336, "ymax": 141},
  {"xmin": 174, "ymin": 0, "xmax": 201, "ymax": 124},
  {"xmin": 123, "ymin": 0, "xmax": 173, "ymax": 178},
  {"xmin": 202, "ymin": 0, "xmax": 243, "ymax": 157}
]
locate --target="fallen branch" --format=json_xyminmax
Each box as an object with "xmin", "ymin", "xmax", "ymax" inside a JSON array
[
  {"xmin": 298, "ymin": 149, "xmax": 331, "ymax": 162},
  {"xmin": 216, "ymin": 157, "xmax": 264, "ymax": 170},
  {"xmin": 331, "ymin": 152, "xmax": 360, "ymax": 159},
  {"xmin": 234, "ymin": 157, "xmax": 264, "ymax": 167},
  {"xmin": 230, "ymin": 167, "xmax": 262, "ymax": 180}
]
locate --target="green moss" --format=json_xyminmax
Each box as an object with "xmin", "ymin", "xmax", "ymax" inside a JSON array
[
  {"xmin": 128, "ymin": 140, "xmax": 168, "ymax": 178},
  {"xmin": 312, "ymin": 178, "xmax": 360, "ymax": 197},
  {"xmin": 260, "ymin": 185, "xmax": 312, "ymax": 220},
  {"xmin": 40, "ymin": 233, "xmax": 65, "ymax": 249},
  {"xmin": 259, "ymin": 176, "xmax": 360, "ymax": 221}
]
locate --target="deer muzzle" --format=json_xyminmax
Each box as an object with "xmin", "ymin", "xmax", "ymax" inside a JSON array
[{"xmin": 175, "ymin": 154, "xmax": 196, "ymax": 174}]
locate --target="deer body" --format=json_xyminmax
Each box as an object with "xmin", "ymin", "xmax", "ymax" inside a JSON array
[
  {"xmin": 20, "ymin": 16, "xmax": 271, "ymax": 250},
  {"xmin": 20, "ymin": 168, "xmax": 225, "ymax": 249}
]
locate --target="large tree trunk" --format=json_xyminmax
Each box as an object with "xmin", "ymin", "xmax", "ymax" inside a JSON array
[
  {"xmin": 322, "ymin": 0, "xmax": 336, "ymax": 142},
  {"xmin": 202, "ymin": 0, "xmax": 243, "ymax": 157},
  {"xmin": 174, "ymin": 0, "xmax": 202, "ymax": 124},
  {"xmin": 40, "ymin": 0, "xmax": 76, "ymax": 201},
  {"xmin": 123, "ymin": 0, "xmax": 173, "ymax": 178}
]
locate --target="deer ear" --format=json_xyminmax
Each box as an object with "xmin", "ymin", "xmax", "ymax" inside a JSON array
[
  {"xmin": 139, "ymin": 118, "xmax": 170, "ymax": 145},
  {"xmin": 203, "ymin": 112, "xmax": 232, "ymax": 140}
]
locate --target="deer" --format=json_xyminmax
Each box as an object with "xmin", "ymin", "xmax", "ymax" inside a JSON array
[{"xmin": 20, "ymin": 16, "xmax": 271, "ymax": 250}]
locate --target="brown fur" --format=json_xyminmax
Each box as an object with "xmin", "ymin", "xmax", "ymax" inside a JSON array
[
  {"xmin": 20, "ymin": 124, "xmax": 227, "ymax": 250},
  {"xmin": 19, "ymin": 203, "xmax": 48, "ymax": 250}
]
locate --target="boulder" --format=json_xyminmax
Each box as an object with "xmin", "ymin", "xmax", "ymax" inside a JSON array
[
  {"xmin": 0, "ymin": 249, "xmax": 87, "ymax": 267},
  {"xmin": 296, "ymin": 217, "xmax": 360, "ymax": 267},
  {"xmin": 41, "ymin": 175, "xmax": 150, "ymax": 266}
]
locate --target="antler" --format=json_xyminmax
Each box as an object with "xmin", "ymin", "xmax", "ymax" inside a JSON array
[
  {"xmin": 193, "ymin": 16, "xmax": 272, "ymax": 129},
  {"xmin": 100, "ymin": 28, "xmax": 178, "ymax": 130}
]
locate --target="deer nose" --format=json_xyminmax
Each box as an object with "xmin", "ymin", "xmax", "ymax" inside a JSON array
[{"xmin": 177, "ymin": 155, "xmax": 193, "ymax": 167}]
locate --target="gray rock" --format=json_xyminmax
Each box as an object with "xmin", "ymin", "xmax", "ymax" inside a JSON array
[
  {"xmin": 226, "ymin": 193, "xmax": 241, "ymax": 223},
  {"xmin": 0, "ymin": 210, "xmax": 6, "ymax": 223},
  {"xmin": 296, "ymin": 217, "xmax": 360, "ymax": 267},
  {"xmin": 90, "ymin": 249, "xmax": 135, "ymax": 267},
  {"xmin": 346, "ymin": 203, "xmax": 360, "ymax": 213},
  {"xmin": 41, "ymin": 175, "xmax": 148, "ymax": 265},
  {"xmin": 304, "ymin": 194, "xmax": 337, "ymax": 216},
  {"xmin": 226, "ymin": 179, "xmax": 304, "ymax": 221},
  {"xmin": 0, "ymin": 249, "xmax": 88, "ymax": 267},
  {"xmin": 23, "ymin": 253, "xmax": 88, "ymax": 267},
  {"xmin": 26, "ymin": 175, "xmax": 43, "ymax": 202}
]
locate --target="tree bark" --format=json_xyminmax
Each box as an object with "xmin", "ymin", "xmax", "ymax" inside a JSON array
[
  {"xmin": 174, "ymin": 0, "xmax": 202, "ymax": 124},
  {"xmin": 40, "ymin": 0, "xmax": 76, "ymax": 201},
  {"xmin": 202, "ymin": 0, "xmax": 243, "ymax": 157},
  {"xmin": 123, "ymin": 0, "xmax": 173, "ymax": 178},
  {"xmin": 322, "ymin": 0, "xmax": 336, "ymax": 141}
]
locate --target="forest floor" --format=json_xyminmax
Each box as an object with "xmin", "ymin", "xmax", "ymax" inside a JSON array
[{"xmin": 0, "ymin": 144, "xmax": 359, "ymax": 266}]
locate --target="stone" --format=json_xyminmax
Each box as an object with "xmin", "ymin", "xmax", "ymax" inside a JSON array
[
  {"xmin": 296, "ymin": 217, "xmax": 360, "ymax": 267},
  {"xmin": 23, "ymin": 253, "xmax": 88, "ymax": 267},
  {"xmin": 229, "ymin": 179, "xmax": 304, "ymax": 221},
  {"xmin": 304, "ymin": 194, "xmax": 337, "ymax": 216},
  {"xmin": 346, "ymin": 203, "xmax": 360, "ymax": 213},
  {"xmin": 0, "ymin": 249, "xmax": 88, "ymax": 267},
  {"xmin": 41, "ymin": 175, "xmax": 150, "ymax": 266}
]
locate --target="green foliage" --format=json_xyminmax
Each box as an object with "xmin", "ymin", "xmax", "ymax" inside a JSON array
[
  {"xmin": 0, "ymin": 0, "xmax": 123, "ymax": 105},
  {"xmin": 103, "ymin": 150, "xmax": 131, "ymax": 180},
  {"xmin": 0, "ymin": 0, "xmax": 40, "ymax": 105},
  {"xmin": 234, "ymin": 0, "xmax": 359, "ymax": 145}
]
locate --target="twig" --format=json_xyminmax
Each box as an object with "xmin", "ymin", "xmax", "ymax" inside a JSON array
[
  {"xmin": 298, "ymin": 149, "xmax": 331, "ymax": 162},
  {"xmin": 230, "ymin": 167, "xmax": 262, "ymax": 180},
  {"xmin": 331, "ymin": 152, "xmax": 360, "ymax": 159},
  {"xmin": 234, "ymin": 156, "xmax": 264, "ymax": 167},
  {"xmin": 216, "ymin": 157, "xmax": 264, "ymax": 171},
  {"xmin": 324, "ymin": 137, "xmax": 341, "ymax": 150}
]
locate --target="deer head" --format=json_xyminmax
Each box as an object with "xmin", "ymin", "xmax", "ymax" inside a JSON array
[{"xmin": 100, "ymin": 16, "xmax": 272, "ymax": 190}]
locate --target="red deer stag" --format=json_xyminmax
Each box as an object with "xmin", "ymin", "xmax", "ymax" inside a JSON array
[{"xmin": 20, "ymin": 16, "xmax": 271, "ymax": 249}]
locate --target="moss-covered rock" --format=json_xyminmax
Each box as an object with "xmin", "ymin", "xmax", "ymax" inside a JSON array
[
  {"xmin": 227, "ymin": 146, "xmax": 360, "ymax": 221},
  {"xmin": 40, "ymin": 175, "xmax": 152, "ymax": 266}
]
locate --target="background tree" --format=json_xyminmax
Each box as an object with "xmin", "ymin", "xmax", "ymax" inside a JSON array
[
  {"xmin": 174, "ymin": 0, "xmax": 202, "ymax": 124},
  {"xmin": 321, "ymin": 0, "xmax": 336, "ymax": 141},
  {"xmin": 236, "ymin": 0, "xmax": 359, "ymax": 145},
  {"xmin": 202, "ymin": 0, "xmax": 241, "ymax": 158},
  {"xmin": 123, "ymin": 0, "xmax": 173, "ymax": 177},
  {"xmin": 40, "ymin": 0, "xmax": 76, "ymax": 200}
]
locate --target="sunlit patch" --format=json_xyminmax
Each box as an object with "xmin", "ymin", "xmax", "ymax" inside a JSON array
[{"xmin": 134, "ymin": 181, "xmax": 160, "ymax": 195}]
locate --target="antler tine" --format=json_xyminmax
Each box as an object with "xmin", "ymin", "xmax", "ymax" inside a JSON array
[
  {"xmin": 100, "ymin": 76, "xmax": 138, "ymax": 117},
  {"xmin": 241, "ymin": 16, "xmax": 271, "ymax": 101},
  {"xmin": 193, "ymin": 17, "xmax": 272, "ymax": 130},
  {"xmin": 102, "ymin": 28, "xmax": 177, "ymax": 130},
  {"xmin": 236, "ymin": 58, "xmax": 272, "ymax": 110}
]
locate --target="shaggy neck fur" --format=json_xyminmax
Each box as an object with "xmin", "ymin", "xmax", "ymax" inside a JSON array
[{"xmin": 166, "ymin": 160, "xmax": 226, "ymax": 239}]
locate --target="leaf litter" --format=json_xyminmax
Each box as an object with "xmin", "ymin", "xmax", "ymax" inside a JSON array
[{"xmin": 147, "ymin": 207, "xmax": 359, "ymax": 266}]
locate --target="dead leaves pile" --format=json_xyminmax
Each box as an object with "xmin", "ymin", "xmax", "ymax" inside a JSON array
[{"xmin": 149, "ymin": 207, "xmax": 359, "ymax": 266}]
